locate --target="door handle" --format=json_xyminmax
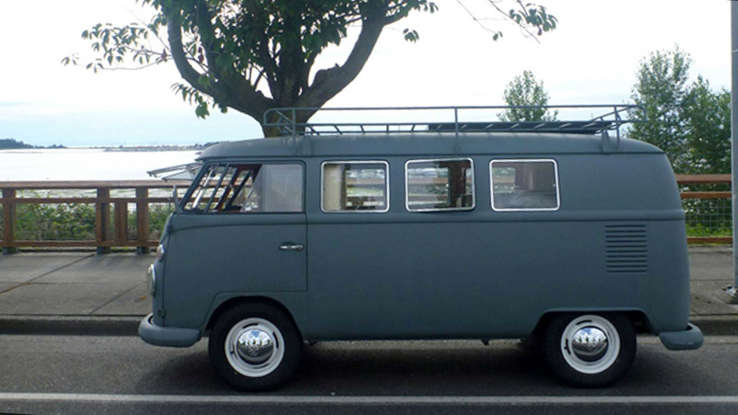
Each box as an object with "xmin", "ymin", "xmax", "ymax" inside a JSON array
[{"xmin": 279, "ymin": 242, "xmax": 304, "ymax": 252}]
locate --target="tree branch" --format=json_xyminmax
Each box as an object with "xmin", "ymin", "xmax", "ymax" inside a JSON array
[
  {"xmin": 297, "ymin": 4, "xmax": 386, "ymax": 111},
  {"xmin": 166, "ymin": 15, "xmax": 213, "ymax": 95},
  {"xmin": 485, "ymin": 0, "xmax": 541, "ymax": 43}
]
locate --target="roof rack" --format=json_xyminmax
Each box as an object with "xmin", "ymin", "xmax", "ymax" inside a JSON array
[{"xmin": 263, "ymin": 105, "xmax": 637, "ymax": 141}]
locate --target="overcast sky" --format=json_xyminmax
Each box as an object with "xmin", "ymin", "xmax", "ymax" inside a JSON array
[{"xmin": 0, "ymin": 0, "xmax": 731, "ymax": 146}]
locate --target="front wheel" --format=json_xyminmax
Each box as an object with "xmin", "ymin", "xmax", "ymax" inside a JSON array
[
  {"xmin": 543, "ymin": 313, "xmax": 636, "ymax": 387},
  {"xmin": 209, "ymin": 303, "xmax": 301, "ymax": 391}
]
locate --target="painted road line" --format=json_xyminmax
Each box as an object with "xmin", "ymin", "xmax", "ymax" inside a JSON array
[{"xmin": 1, "ymin": 394, "xmax": 738, "ymax": 405}]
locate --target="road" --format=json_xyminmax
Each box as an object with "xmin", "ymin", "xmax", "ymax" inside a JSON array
[{"xmin": 1, "ymin": 334, "xmax": 737, "ymax": 414}]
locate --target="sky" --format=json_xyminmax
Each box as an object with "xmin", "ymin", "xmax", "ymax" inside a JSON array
[{"xmin": 0, "ymin": 0, "xmax": 732, "ymax": 146}]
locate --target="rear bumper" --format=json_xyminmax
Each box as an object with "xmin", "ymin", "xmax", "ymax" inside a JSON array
[
  {"xmin": 138, "ymin": 313, "xmax": 200, "ymax": 348},
  {"xmin": 659, "ymin": 323, "xmax": 703, "ymax": 350}
]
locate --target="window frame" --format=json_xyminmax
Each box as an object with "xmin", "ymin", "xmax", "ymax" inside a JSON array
[
  {"xmin": 320, "ymin": 160, "xmax": 391, "ymax": 214},
  {"xmin": 404, "ymin": 157, "xmax": 476, "ymax": 213},
  {"xmin": 183, "ymin": 161, "xmax": 306, "ymax": 214},
  {"xmin": 489, "ymin": 158, "xmax": 561, "ymax": 212}
]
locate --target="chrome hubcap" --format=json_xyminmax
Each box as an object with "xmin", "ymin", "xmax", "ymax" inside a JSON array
[
  {"xmin": 225, "ymin": 318, "xmax": 284, "ymax": 377},
  {"xmin": 561, "ymin": 315, "xmax": 620, "ymax": 374},
  {"xmin": 571, "ymin": 327, "xmax": 608, "ymax": 362},
  {"xmin": 236, "ymin": 329, "xmax": 275, "ymax": 364}
]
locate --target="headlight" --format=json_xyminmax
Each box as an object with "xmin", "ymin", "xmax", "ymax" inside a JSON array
[
  {"xmin": 156, "ymin": 244, "xmax": 166, "ymax": 259},
  {"xmin": 147, "ymin": 264, "xmax": 156, "ymax": 297}
]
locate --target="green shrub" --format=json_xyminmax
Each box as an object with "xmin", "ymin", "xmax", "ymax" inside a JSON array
[{"xmin": 16, "ymin": 203, "xmax": 96, "ymax": 241}]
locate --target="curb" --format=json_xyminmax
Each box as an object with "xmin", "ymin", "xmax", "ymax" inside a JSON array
[
  {"xmin": 690, "ymin": 316, "xmax": 738, "ymax": 336},
  {"xmin": 0, "ymin": 315, "xmax": 143, "ymax": 336},
  {"xmin": 1, "ymin": 315, "xmax": 737, "ymax": 337}
]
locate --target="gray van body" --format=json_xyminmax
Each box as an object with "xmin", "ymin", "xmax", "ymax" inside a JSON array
[{"xmin": 139, "ymin": 132, "xmax": 701, "ymax": 350}]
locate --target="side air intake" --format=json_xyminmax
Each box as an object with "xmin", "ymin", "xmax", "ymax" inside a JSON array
[{"xmin": 605, "ymin": 224, "xmax": 648, "ymax": 274}]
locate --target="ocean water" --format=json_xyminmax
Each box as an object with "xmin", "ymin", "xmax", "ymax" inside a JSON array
[{"xmin": 0, "ymin": 148, "xmax": 199, "ymax": 181}]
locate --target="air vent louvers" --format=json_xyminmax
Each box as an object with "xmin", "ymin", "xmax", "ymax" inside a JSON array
[{"xmin": 605, "ymin": 224, "xmax": 648, "ymax": 274}]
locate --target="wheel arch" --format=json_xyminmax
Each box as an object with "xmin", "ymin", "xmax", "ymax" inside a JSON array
[
  {"xmin": 204, "ymin": 295, "xmax": 302, "ymax": 338},
  {"xmin": 532, "ymin": 309, "xmax": 653, "ymax": 336}
]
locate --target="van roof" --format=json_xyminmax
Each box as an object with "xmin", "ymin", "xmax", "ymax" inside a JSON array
[{"xmin": 198, "ymin": 133, "xmax": 662, "ymax": 160}]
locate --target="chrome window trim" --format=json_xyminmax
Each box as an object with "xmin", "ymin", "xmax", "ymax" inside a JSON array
[
  {"xmin": 404, "ymin": 157, "xmax": 476, "ymax": 213},
  {"xmin": 320, "ymin": 160, "xmax": 390, "ymax": 214},
  {"xmin": 489, "ymin": 158, "xmax": 561, "ymax": 212}
]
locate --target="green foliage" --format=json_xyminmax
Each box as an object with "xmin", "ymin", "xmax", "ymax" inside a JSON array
[
  {"xmin": 148, "ymin": 205, "xmax": 175, "ymax": 240},
  {"xmin": 12, "ymin": 202, "xmax": 173, "ymax": 242},
  {"xmin": 16, "ymin": 204, "xmax": 96, "ymax": 241},
  {"xmin": 64, "ymin": 1, "xmax": 556, "ymax": 134},
  {"xmin": 686, "ymin": 223, "xmax": 732, "ymax": 238},
  {"xmin": 504, "ymin": 2, "xmax": 557, "ymax": 38},
  {"xmin": 683, "ymin": 77, "xmax": 731, "ymax": 174},
  {"xmin": 629, "ymin": 47, "xmax": 731, "ymax": 175},
  {"xmin": 499, "ymin": 70, "xmax": 557, "ymax": 122},
  {"xmin": 629, "ymin": 47, "xmax": 692, "ymax": 172}
]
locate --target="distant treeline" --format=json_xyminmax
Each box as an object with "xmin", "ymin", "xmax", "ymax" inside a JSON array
[
  {"xmin": 101, "ymin": 142, "xmax": 219, "ymax": 152},
  {"xmin": 0, "ymin": 138, "xmax": 65, "ymax": 149}
]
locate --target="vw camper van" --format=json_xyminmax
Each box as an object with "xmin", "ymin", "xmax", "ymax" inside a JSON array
[{"xmin": 139, "ymin": 106, "xmax": 703, "ymax": 390}]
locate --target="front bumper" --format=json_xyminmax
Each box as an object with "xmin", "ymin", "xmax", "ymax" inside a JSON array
[
  {"xmin": 659, "ymin": 323, "xmax": 704, "ymax": 350},
  {"xmin": 138, "ymin": 313, "xmax": 200, "ymax": 348}
]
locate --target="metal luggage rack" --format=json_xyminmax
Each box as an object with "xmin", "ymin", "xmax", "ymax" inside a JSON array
[{"xmin": 263, "ymin": 105, "xmax": 638, "ymax": 140}]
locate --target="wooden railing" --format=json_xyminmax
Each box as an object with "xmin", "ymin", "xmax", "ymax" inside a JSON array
[
  {"xmin": 0, "ymin": 181, "xmax": 187, "ymax": 254},
  {"xmin": 676, "ymin": 174, "xmax": 731, "ymax": 244},
  {"xmin": 0, "ymin": 176, "xmax": 733, "ymax": 253}
]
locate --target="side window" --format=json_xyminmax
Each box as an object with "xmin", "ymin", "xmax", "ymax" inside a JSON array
[
  {"xmin": 185, "ymin": 163, "xmax": 303, "ymax": 213},
  {"xmin": 322, "ymin": 161, "xmax": 389, "ymax": 212},
  {"xmin": 405, "ymin": 158, "xmax": 474, "ymax": 212},
  {"xmin": 490, "ymin": 159, "xmax": 559, "ymax": 211}
]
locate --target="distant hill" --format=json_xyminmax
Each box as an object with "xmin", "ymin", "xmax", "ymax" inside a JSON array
[
  {"xmin": 0, "ymin": 138, "xmax": 65, "ymax": 149},
  {"xmin": 0, "ymin": 138, "xmax": 33, "ymax": 149}
]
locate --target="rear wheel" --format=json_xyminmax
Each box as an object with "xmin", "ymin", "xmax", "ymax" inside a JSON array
[
  {"xmin": 209, "ymin": 303, "xmax": 301, "ymax": 391},
  {"xmin": 543, "ymin": 313, "xmax": 636, "ymax": 387}
]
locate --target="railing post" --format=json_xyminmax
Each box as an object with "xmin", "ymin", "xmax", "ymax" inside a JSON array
[
  {"xmin": 2, "ymin": 188, "xmax": 17, "ymax": 255},
  {"xmin": 96, "ymin": 187, "xmax": 111, "ymax": 255},
  {"xmin": 114, "ymin": 201, "xmax": 128, "ymax": 247},
  {"xmin": 135, "ymin": 187, "xmax": 150, "ymax": 254}
]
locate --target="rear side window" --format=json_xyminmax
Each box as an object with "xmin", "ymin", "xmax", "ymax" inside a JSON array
[
  {"xmin": 490, "ymin": 159, "xmax": 560, "ymax": 211},
  {"xmin": 185, "ymin": 163, "xmax": 303, "ymax": 213},
  {"xmin": 322, "ymin": 161, "xmax": 389, "ymax": 212},
  {"xmin": 405, "ymin": 158, "xmax": 474, "ymax": 212}
]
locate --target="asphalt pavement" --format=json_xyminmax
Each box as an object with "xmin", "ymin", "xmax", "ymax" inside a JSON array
[{"xmin": 1, "ymin": 335, "xmax": 738, "ymax": 414}]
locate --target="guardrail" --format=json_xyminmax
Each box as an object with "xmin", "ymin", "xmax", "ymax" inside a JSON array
[
  {"xmin": 0, "ymin": 181, "xmax": 188, "ymax": 254},
  {"xmin": 0, "ymin": 176, "xmax": 733, "ymax": 253}
]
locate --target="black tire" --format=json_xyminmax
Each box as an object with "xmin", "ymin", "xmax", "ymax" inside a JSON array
[
  {"xmin": 209, "ymin": 302, "xmax": 302, "ymax": 391},
  {"xmin": 542, "ymin": 313, "xmax": 636, "ymax": 387}
]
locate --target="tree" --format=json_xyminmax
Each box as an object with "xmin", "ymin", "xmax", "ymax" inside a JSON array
[
  {"xmin": 499, "ymin": 70, "xmax": 557, "ymax": 122},
  {"xmin": 64, "ymin": 0, "xmax": 557, "ymax": 137},
  {"xmin": 683, "ymin": 76, "xmax": 731, "ymax": 174},
  {"xmin": 629, "ymin": 47, "xmax": 691, "ymax": 172},
  {"xmin": 680, "ymin": 77, "xmax": 731, "ymax": 232}
]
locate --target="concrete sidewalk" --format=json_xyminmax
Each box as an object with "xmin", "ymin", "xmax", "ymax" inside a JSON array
[
  {"xmin": 0, "ymin": 253, "xmax": 151, "ymax": 316},
  {"xmin": 0, "ymin": 248, "xmax": 736, "ymax": 332}
]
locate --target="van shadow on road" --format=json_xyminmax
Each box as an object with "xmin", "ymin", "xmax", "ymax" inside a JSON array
[{"xmin": 133, "ymin": 340, "xmax": 729, "ymax": 397}]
